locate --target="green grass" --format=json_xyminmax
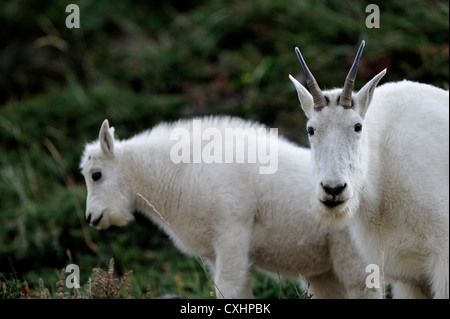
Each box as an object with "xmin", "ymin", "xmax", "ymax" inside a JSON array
[
  {"xmin": 0, "ymin": 0, "xmax": 447, "ymax": 299},
  {"xmin": 2, "ymin": 258, "xmax": 312, "ymax": 299}
]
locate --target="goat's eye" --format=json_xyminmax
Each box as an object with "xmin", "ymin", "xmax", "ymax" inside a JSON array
[
  {"xmin": 92, "ymin": 172, "xmax": 102, "ymax": 181},
  {"xmin": 307, "ymin": 127, "xmax": 315, "ymax": 136},
  {"xmin": 354, "ymin": 123, "xmax": 362, "ymax": 132}
]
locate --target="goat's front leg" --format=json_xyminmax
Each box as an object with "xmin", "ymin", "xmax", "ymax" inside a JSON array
[
  {"xmin": 212, "ymin": 222, "xmax": 253, "ymax": 299},
  {"xmin": 392, "ymin": 281, "xmax": 430, "ymax": 299}
]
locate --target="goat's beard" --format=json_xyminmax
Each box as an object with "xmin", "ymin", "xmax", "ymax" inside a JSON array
[
  {"xmin": 109, "ymin": 210, "xmax": 135, "ymax": 227},
  {"xmin": 310, "ymin": 194, "xmax": 360, "ymax": 229}
]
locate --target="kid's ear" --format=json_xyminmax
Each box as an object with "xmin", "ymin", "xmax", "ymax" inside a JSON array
[
  {"xmin": 356, "ymin": 69, "xmax": 387, "ymax": 118},
  {"xmin": 99, "ymin": 119, "xmax": 114, "ymax": 157},
  {"xmin": 289, "ymin": 74, "xmax": 314, "ymax": 119}
]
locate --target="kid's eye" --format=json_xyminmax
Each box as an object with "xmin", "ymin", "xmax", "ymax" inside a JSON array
[
  {"xmin": 307, "ymin": 127, "xmax": 315, "ymax": 136},
  {"xmin": 92, "ymin": 172, "xmax": 102, "ymax": 181},
  {"xmin": 354, "ymin": 123, "xmax": 362, "ymax": 132}
]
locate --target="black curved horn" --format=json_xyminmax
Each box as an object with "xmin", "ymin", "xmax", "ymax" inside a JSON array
[
  {"xmin": 340, "ymin": 40, "xmax": 365, "ymax": 108},
  {"xmin": 295, "ymin": 47, "xmax": 327, "ymax": 110}
]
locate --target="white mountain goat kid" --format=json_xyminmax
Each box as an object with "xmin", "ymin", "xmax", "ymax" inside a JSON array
[
  {"xmin": 80, "ymin": 116, "xmax": 380, "ymax": 298},
  {"xmin": 289, "ymin": 40, "xmax": 449, "ymax": 298}
]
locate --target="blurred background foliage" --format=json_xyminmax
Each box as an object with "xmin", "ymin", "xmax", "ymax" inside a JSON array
[{"xmin": 0, "ymin": 0, "xmax": 448, "ymax": 298}]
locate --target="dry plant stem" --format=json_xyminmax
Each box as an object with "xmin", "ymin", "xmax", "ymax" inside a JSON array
[
  {"xmin": 137, "ymin": 193, "xmax": 222, "ymax": 298},
  {"xmin": 381, "ymin": 249, "xmax": 386, "ymax": 299},
  {"xmin": 137, "ymin": 193, "xmax": 171, "ymax": 226}
]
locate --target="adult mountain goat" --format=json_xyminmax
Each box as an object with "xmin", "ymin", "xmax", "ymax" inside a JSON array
[
  {"xmin": 289, "ymin": 40, "xmax": 449, "ymax": 298},
  {"xmin": 80, "ymin": 116, "xmax": 380, "ymax": 299}
]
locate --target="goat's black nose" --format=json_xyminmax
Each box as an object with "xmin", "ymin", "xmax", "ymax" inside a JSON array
[
  {"xmin": 86, "ymin": 213, "xmax": 92, "ymax": 224},
  {"xmin": 321, "ymin": 183, "xmax": 347, "ymax": 196}
]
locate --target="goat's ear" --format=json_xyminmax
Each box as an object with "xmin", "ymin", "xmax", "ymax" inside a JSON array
[
  {"xmin": 99, "ymin": 119, "xmax": 115, "ymax": 157},
  {"xmin": 356, "ymin": 69, "xmax": 387, "ymax": 118},
  {"xmin": 289, "ymin": 74, "xmax": 314, "ymax": 119}
]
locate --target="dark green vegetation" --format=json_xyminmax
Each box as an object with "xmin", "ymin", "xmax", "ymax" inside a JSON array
[{"xmin": 0, "ymin": 0, "xmax": 448, "ymax": 298}]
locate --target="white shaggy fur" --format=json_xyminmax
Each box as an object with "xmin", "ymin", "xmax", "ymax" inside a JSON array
[
  {"xmin": 290, "ymin": 71, "xmax": 449, "ymax": 298},
  {"xmin": 80, "ymin": 116, "xmax": 380, "ymax": 299}
]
